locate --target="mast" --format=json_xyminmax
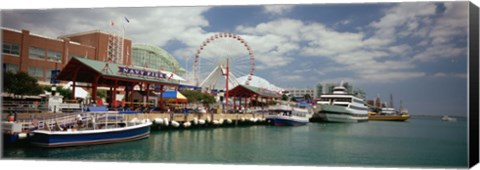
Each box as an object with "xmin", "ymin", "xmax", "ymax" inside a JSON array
[{"xmin": 390, "ymin": 93, "xmax": 394, "ymax": 109}]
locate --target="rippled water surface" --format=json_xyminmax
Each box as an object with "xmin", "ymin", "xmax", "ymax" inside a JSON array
[{"xmin": 3, "ymin": 117, "xmax": 468, "ymax": 168}]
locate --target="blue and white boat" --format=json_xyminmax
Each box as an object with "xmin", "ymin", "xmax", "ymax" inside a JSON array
[
  {"xmin": 29, "ymin": 110, "xmax": 152, "ymax": 147},
  {"xmin": 266, "ymin": 104, "xmax": 311, "ymax": 126}
]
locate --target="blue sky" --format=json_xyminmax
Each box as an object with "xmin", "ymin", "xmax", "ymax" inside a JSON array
[{"xmin": 1, "ymin": 1, "xmax": 470, "ymax": 116}]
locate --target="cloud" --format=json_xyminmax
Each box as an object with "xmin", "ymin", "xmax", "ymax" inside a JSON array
[
  {"xmin": 432, "ymin": 72, "xmax": 467, "ymax": 79},
  {"xmin": 2, "ymin": 2, "xmax": 468, "ymax": 87},
  {"xmin": 369, "ymin": 2, "xmax": 437, "ymax": 40},
  {"xmin": 388, "ymin": 44, "xmax": 411, "ymax": 55},
  {"xmin": 2, "ymin": 7, "xmax": 211, "ymax": 47},
  {"xmin": 263, "ymin": 5, "xmax": 294, "ymax": 15}
]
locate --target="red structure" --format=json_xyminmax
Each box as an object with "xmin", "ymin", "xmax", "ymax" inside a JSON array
[
  {"xmin": 2, "ymin": 28, "xmax": 131, "ymax": 83},
  {"xmin": 57, "ymin": 57, "xmax": 179, "ymax": 109},
  {"xmin": 227, "ymin": 84, "xmax": 281, "ymax": 113}
]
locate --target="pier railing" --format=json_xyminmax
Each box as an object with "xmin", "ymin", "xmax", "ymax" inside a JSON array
[{"xmin": 2, "ymin": 100, "xmax": 49, "ymax": 113}]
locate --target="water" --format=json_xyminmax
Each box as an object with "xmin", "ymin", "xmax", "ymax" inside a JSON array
[{"xmin": 2, "ymin": 117, "xmax": 468, "ymax": 168}]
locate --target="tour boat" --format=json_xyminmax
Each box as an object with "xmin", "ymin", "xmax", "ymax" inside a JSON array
[
  {"xmin": 265, "ymin": 104, "xmax": 310, "ymax": 126},
  {"xmin": 368, "ymin": 113, "xmax": 411, "ymax": 121},
  {"xmin": 314, "ymin": 82, "xmax": 368, "ymax": 123},
  {"xmin": 29, "ymin": 111, "xmax": 152, "ymax": 147},
  {"xmin": 442, "ymin": 115, "xmax": 457, "ymax": 122}
]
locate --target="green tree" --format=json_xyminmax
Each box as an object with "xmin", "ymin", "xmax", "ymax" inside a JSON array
[
  {"xmin": 180, "ymin": 90, "xmax": 216, "ymax": 109},
  {"xmin": 200, "ymin": 93, "xmax": 216, "ymax": 109},
  {"xmin": 304, "ymin": 94, "xmax": 312, "ymax": 100},
  {"xmin": 42, "ymin": 85, "xmax": 72, "ymax": 99},
  {"xmin": 4, "ymin": 71, "xmax": 44, "ymax": 98},
  {"xmin": 281, "ymin": 94, "xmax": 288, "ymax": 101},
  {"xmin": 290, "ymin": 96, "xmax": 297, "ymax": 102},
  {"xmin": 3, "ymin": 71, "xmax": 15, "ymax": 95},
  {"xmin": 180, "ymin": 90, "xmax": 203, "ymax": 103},
  {"xmin": 97, "ymin": 89, "xmax": 107, "ymax": 99}
]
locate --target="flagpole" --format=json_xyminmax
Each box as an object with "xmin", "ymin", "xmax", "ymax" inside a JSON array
[{"xmin": 121, "ymin": 21, "xmax": 125, "ymax": 65}]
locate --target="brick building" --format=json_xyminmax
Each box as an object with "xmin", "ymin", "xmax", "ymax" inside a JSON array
[{"xmin": 2, "ymin": 27, "xmax": 131, "ymax": 84}]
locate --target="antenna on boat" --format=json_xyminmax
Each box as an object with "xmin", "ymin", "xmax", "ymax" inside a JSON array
[{"xmin": 390, "ymin": 93, "xmax": 394, "ymax": 109}]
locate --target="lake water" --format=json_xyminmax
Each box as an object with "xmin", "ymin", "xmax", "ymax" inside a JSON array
[{"xmin": 2, "ymin": 117, "xmax": 468, "ymax": 168}]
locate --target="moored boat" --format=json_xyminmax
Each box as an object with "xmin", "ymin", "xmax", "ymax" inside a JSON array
[
  {"xmin": 314, "ymin": 82, "xmax": 368, "ymax": 123},
  {"xmin": 368, "ymin": 97, "xmax": 411, "ymax": 121},
  {"xmin": 266, "ymin": 104, "xmax": 310, "ymax": 126},
  {"xmin": 368, "ymin": 112, "xmax": 411, "ymax": 121},
  {"xmin": 29, "ymin": 111, "xmax": 152, "ymax": 147}
]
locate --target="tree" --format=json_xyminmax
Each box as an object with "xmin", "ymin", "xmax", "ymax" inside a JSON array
[
  {"xmin": 97, "ymin": 89, "xmax": 107, "ymax": 99},
  {"xmin": 3, "ymin": 71, "xmax": 44, "ymax": 98},
  {"xmin": 180, "ymin": 90, "xmax": 216, "ymax": 109},
  {"xmin": 290, "ymin": 96, "xmax": 297, "ymax": 102},
  {"xmin": 200, "ymin": 93, "xmax": 216, "ymax": 109},
  {"xmin": 304, "ymin": 94, "xmax": 312, "ymax": 100},
  {"xmin": 180, "ymin": 90, "xmax": 203, "ymax": 103},
  {"xmin": 42, "ymin": 85, "xmax": 72, "ymax": 99},
  {"xmin": 281, "ymin": 94, "xmax": 288, "ymax": 101},
  {"xmin": 3, "ymin": 71, "xmax": 15, "ymax": 95}
]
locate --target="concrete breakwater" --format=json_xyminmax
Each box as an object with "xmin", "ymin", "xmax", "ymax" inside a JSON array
[
  {"xmin": 2, "ymin": 112, "xmax": 269, "ymax": 133},
  {"xmin": 125, "ymin": 113, "xmax": 268, "ymax": 129}
]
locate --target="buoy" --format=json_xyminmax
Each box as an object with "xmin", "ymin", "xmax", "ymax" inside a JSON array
[
  {"xmin": 250, "ymin": 118, "xmax": 257, "ymax": 123},
  {"xmin": 154, "ymin": 118, "xmax": 164, "ymax": 125},
  {"xmin": 18, "ymin": 133, "xmax": 27, "ymax": 139},
  {"xmin": 212, "ymin": 120, "xmax": 222, "ymax": 125},
  {"xmin": 226, "ymin": 119, "xmax": 233, "ymax": 124},
  {"xmin": 171, "ymin": 121, "xmax": 180, "ymax": 128},
  {"xmin": 241, "ymin": 117, "xmax": 246, "ymax": 122},
  {"xmin": 130, "ymin": 118, "xmax": 139, "ymax": 123},
  {"xmin": 163, "ymin": 118, "xmax": 169, "ymax": 126},
  {"xmin": 206, "ymin": 117, "xmax": 211, "ymax": 123},
  {"xmin": 192, "ymin": 118, "xmax": 199, "ymax": 125},
  {"xmin": 183, "ymin": 122, "xmax": 191, "ymax": 128},
  {"xmin": 198, "ymin": 119, "xmax": 206, "ymax": 125}
]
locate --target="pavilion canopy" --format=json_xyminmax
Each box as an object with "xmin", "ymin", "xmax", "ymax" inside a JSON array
[
  {"xmin": 162, "ymin": 90, "xmax": 188, "ymax": 103},
  {"xmin": 228, "ymin": 84, "xmax": 282, "ymax": 99},
  {"xmin": 56, "ymin": 57, "xmax": 181, "ymax": 87}
]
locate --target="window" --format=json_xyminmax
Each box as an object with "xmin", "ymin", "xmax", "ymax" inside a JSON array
[
  {"xmin": 47, "ymin": 50, "xmax": 62, "ymax": 62},
  {"xmin": 28, "ymin": 67, "xmax": 44, "ymax": 80},
  {"xmin": 69, "ymin": 54, "xmax": 85, "ymax": 59},
  {"xmin": 3, "ymin": 63, "xmax": 19, "ymax": 73},
  {"xmin": 46, "ymin": 69, "xmax": 53, "ymax": 80},
  {"xmin": 29, "ymin": 47, "xmax": 46, "ymax": 60},
  {"xmin": 2, "ymin": 42, "xmax": 20, "ymax": 56}
]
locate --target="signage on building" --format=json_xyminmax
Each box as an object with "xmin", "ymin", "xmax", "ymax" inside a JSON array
[
  {"xmin": 50, "ymin": 70, "xmax": 61, "ymax": 84},
  {"xmin": 118, "ymin": 66, "xmax": 167, "ymax": 79}
]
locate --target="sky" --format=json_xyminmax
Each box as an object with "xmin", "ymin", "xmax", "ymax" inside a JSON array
[{"xmin": 1, "ymin": 1, "xmax": 472, "ymax": 116}]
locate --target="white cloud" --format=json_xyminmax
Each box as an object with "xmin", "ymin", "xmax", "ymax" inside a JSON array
[
  {"xmin": 369, "ymin": 2, "xmax": 437, "ymax": 40},
  {"xmin": 263, "ymin": 5, "xmax": 294, "ymax": 15},
  {"xmin": 412, "ymin": 44, "xmax": 466, "ymax": 62},
  {"xmin": 3, "ymin": 7, "xmax": 211, "ymax": 47},
  {"xmin": 433, "ymin": 72, "xmax": 467, "ymax": 79},
  {"xmin": 388, "ymin": 44, "xmax": 411, "ymax": 54}
]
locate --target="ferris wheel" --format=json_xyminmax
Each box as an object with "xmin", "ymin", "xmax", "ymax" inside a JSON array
[{"xmin": 192, "ymin": 32, "xmax": 255, "ymax": 91}]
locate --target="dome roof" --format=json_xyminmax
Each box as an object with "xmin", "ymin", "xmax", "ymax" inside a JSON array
[
  {"xmin": 131, "ymin": 44, "xmax": 186, "ymax": 73},
  {"xmin": 132, "ymin": 44, "xmax": 179, "ymax": 65},
  {"xmin": 237, "ymin": 75, "xmax": 284, "ymax": 92}
]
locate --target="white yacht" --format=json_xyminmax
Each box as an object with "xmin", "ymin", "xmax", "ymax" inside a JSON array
[{"xmin": 315, "ymin": 82, "xmax": 368, "ymax": 123}]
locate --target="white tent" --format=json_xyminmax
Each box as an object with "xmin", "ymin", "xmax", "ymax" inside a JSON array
[
  {"xmin": 237, "ymin": 75, "xmax": 284, "ymax": 93},
  {"xmin": 63, "ymin": 81, "xmax": 88, "ymax": 98}
]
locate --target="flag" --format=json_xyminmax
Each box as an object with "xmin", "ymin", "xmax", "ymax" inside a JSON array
[
  {"xmin": 111, "ymin": 20, "xmax": 115, "ymax": 26},
  {"xmin": 124, "ymin": 16, "xmax": 130, "ymax": 23}
]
